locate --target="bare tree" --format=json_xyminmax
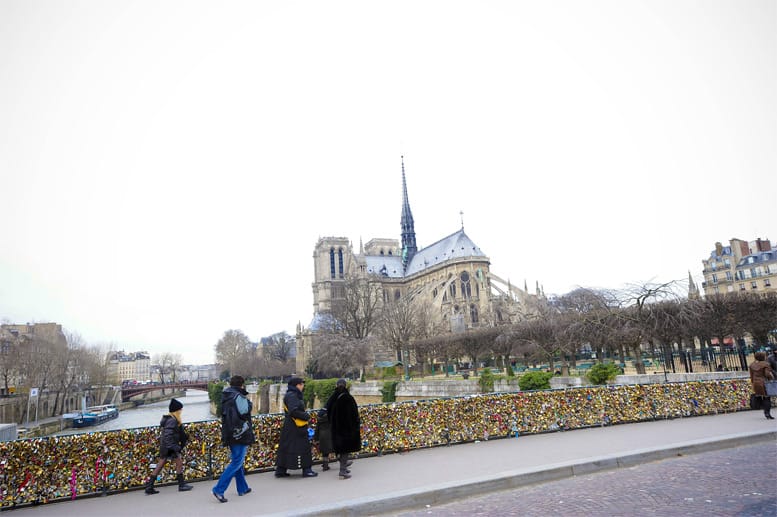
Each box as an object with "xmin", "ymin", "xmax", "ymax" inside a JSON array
[
  {"xmin": 262, "ymin": 331, "xmax": 295, "ymax": 363},
  {"xmin": 310, "ymin": 333, "xmax": 373, "ymax": 378},
  {"xmin": 331, "ymin": 277, "xmax": 384, "ymax": 339},
  {"xmin": 376, "ymin": 292, "xmax": 419, "ymax": 369},
  {"xmin": 214, "ymin": 329, "xmax": 253, "ymax": 377}
]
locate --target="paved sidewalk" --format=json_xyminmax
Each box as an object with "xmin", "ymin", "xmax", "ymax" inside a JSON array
[{"xmin": 12, "ymin": 411, "xmax": 777, "ymax": 517}]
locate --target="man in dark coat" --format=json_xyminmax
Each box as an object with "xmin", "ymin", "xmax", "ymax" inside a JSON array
[
  {"xmin": 326, "ymin": 379, "xmax": 361, "ymax": 479},
  {"xmin": 212, "ymin": 375, "xmax": 256, "ymax": 503},
  {"xmin": 275, "ymin": 377, "xmax": 318, "ymax": 478}
]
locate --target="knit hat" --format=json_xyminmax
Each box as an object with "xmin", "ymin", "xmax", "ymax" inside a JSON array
[
  {"xmin": 288, "ymin": 377, "xmax": 304, "ymax": 387},
  {"xmin": 336, "ymin": 378, "xmax": 347, "ymax": 388},
  {"xmin": 169, "ymin": 398, "xmax": 183, "ymax": 412}
]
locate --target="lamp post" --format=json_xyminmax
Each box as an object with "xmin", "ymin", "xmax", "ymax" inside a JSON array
[{"xmin": 403, "ymin": 348, "xmax": 410, "ymax": 381}]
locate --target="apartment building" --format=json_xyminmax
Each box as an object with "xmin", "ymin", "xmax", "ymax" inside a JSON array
[{"xmin": 701, "ymin": 237, "xmax": 776, "ymax": 296}]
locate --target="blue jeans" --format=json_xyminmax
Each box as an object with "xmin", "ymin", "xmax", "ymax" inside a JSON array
[{"xmin": 213, "ymin": 444, "xmax": 249, "ymax": 495}]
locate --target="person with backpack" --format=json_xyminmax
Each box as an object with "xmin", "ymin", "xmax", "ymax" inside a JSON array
[
  {"xmin": 144, "ymin": 398, "xmax": 193, "ymax": 494},
  {"xmin": 212, "ymin": 375, "xmax": 256, "ymax": 503}
]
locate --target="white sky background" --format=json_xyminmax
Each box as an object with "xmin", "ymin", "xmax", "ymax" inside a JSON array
[{"xmin": 0, "ymin": 1, "xmax": 774, "ymax": 365}]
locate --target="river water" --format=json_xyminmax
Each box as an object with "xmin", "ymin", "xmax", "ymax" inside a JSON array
[{"xmin": 54, "ymin": 390, "xmax": 216, "ymax": 436}]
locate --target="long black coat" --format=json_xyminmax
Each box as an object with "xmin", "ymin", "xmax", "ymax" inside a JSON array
[
  {"xmin": 326, "ymin": 387, "xmax": 361, "ymax": 454},
  {"xmin": 276, "ymin": 385, "xmax": 312, "ymax": 470}
]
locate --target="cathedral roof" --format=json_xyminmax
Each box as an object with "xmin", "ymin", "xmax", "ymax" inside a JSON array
[{"xmin": 365, "ymin": 229, "xmax": 487, "ymax": 278}]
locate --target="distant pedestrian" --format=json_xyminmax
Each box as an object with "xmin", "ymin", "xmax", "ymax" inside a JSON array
[
  {"xmin": 144, "ymin": 398, "xmax": 193, "ymax": 494},
  {"xmin": 313, "ymin": 408, "xmax": 334, "ymax": 471},
  {"xmin": 212, "ymin": 375, "xmax": 256, "ymax": 503},
  {"xmin": 749, "ymin": 351, "xmax": 774, "ymax": 420},
  {"xmin": 325, "ymin": 379, "xmax": 361, "ymax": 479},
  {"xmin": 275, "ymin": 377, "xmax": 318, "ymax": 478}
]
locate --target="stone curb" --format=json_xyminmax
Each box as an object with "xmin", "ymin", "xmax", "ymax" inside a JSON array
[{"xmin": 267, "ymin": 429, "xmax": 776, "ymax": 517}]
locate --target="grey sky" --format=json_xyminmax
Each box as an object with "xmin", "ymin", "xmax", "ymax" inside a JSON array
[{"xmin": 1, "ymin": 1, "xmax": 775, "ymax": 364}]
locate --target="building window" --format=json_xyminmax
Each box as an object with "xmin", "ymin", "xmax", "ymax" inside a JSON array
[
  {"xmin": 338, "ymin": 248, "xmax": 344, "ymax": 278},
  {"xmin": 394, "ymin": 289, "xmax": 401, "ymax": 300},
  {"xmin": 449, "ymin": 282, "xmax": 456, "ymax": 299},
  {"xmin": 329, "ymin": 248, "xmax": 336, "ymax": 279},
  {"xmin": 751, "ymin": 267, "xmax": 758, "ymax": 278},
  {"xmin": 712, "ymin": 274, "xmax": 718, "ymax": 284},
  {"xmin": 751, "ymin": 281, "xmax": 758, "ymax": 289},
  {"xmin": 740, "ymin": 283, "xmax": 746, "ymax": 291},
  {"xmin": 765, "ymin": 278, "xmax": 772, "ymax": 287},
  {"xmin": 724, "ymin": 259, "xmax": 730, "ymax": 267},
  {"xmin": 460, "ymin": 271, "xmax": 471, "ymax": 298},
  {"xmin": 725, "ymin": 271, "xmax": 732, "ymax": 281}
]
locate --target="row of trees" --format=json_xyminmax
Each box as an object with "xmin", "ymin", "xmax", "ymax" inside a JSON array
[
  {"xmin": 305, "ymin": 278, "xmax": 777, "ymax": 379},
  {"xmin": 0, "ymin": 325, "xmax": 190, "ymax": 422},
  {"xmin": 415, "ymin": 285, "xmax": 777, "ymax": 376},
  {"xmin": 212, "ymin": 276, "xmax": 776, "ymax": 381}
]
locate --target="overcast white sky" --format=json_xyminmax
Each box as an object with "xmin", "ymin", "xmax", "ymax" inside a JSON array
[{"xmin": 1, "ymin": 1, "xmax": 775, "ymax": 365}]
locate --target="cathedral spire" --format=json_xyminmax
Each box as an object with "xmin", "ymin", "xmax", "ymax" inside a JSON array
[
  {"xmin": 400, "ymin": 155, "xmax": 417, "ymax": 270},
  {"xmin": 688, "ymin": 270, "xmax": 700, "ymax": 300}
]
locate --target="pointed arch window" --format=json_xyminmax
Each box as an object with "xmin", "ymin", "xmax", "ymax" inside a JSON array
[
  {"xmin": 460, "ymin": 271, "xmax": 471, "ymax": 298},
  {"xmin": 338, "ymin": 248, "xmax": 344, "ymax": 278},
  {"xmin": 329, "ymin": 248, "xmax": 336, "ymax": 279}
]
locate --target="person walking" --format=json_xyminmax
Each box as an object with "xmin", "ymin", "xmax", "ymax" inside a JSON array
[
  {"xmin": 749, "ymin": 351, "xmax": 775, "ymax": 420},
  {"xmin": 275, "ymin": 377, "xmax": 318, "ymax": 478},
  {"xmin": 212, "ymin": 375, "xmax": 256, "ymax": 503},
  {"xmin": 313, "ymin": 408, "xmax": 334, "ymax": 471},
  {"xmin": 326, "ymin": 379, "xmax": 361, "ymax": 479},
  {"xmin": 144, "ymin": 398, "xmax": 193, "ymax": 494}
]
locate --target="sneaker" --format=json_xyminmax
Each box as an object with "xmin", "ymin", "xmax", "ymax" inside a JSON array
[
  {"xmin": 339, "ymin": 472, "xmax": 351, "ymax": 479},
  {"xmin": 302, "ymin": 470, "xmax": 318, "ymax": 478}
]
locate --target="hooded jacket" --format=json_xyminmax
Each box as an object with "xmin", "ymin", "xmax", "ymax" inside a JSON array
[{"xmin": 220, "ymin": 385, "xmax": 255, "ymax": 446}]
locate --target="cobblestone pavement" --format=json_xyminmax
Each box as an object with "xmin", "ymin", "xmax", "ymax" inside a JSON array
[{"xmin": 394, "ymin": 442, "xmax": 777, "ymax": 517}]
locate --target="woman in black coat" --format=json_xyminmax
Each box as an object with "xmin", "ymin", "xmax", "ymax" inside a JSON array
[
  {"xmin": 275, "ymin": 378, "xmax": 318, "ymax": 478},
  {"xmin": 144, "ymin": 398, "xmax": 193, "ymax": 494},
  {"xmin": 325, "ymin": 379, "xmax": 361, "ymax": 479}
]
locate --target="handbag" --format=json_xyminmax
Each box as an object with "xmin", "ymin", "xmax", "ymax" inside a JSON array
[
  {"xmin": 284, "ymin": 403, "xmax": 309, "ymax": 427},
  {"xmin": 749, "ymin": 393, "xmax": 762, "ymax": 410},
  {"xmin": 765, "ymin": 380, "xmax": 777, "ymax": 397}
]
